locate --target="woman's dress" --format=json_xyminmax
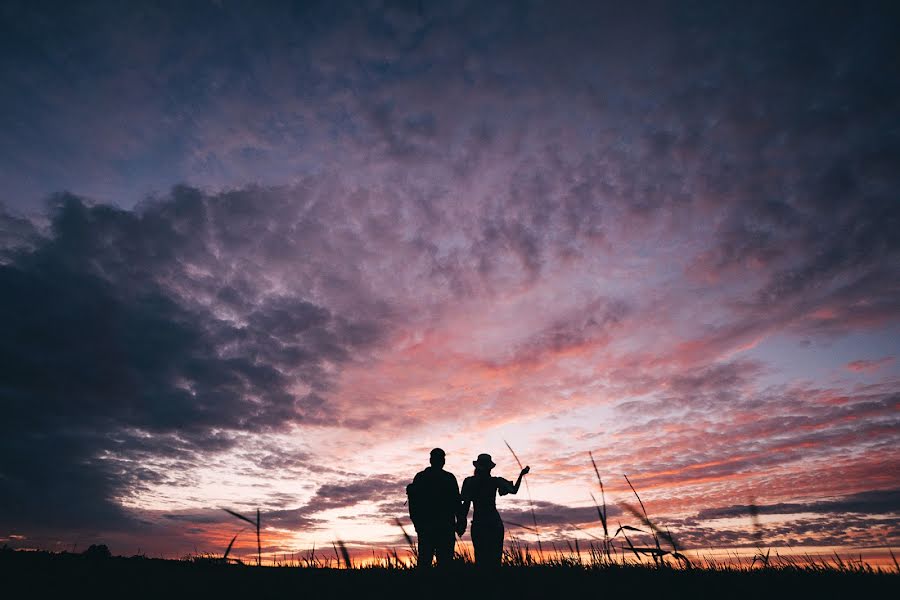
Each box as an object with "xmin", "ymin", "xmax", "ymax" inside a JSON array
[{"xmin": 460, "ymin": 474, "xmax": 515, "ymax": 566}]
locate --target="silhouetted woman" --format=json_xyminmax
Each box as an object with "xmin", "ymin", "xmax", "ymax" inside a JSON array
[{"xmin": 457, "ymin": 453, "xmax": 530, "ymax": 567}]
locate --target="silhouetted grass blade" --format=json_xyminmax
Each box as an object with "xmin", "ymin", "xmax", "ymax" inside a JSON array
[
  {"xmin": 589, "ymin": 452, "xmax": 609, "ymax": 537},
  {"xmin": 631, "ymin": 547, "xmax": 670, "ymax": 557},
  {"xmin": 223, "ymin": 507, "xmax": 260, "ymax": 566},
  {"xmin": 621, "ymin": 530, "xmax": 641, "ymax": 562},
  {"xmin": 223, "ymin": 508, "xmax": 255, "ymax": 526},
  {"xmin": 503, "ymin": 519, "xmax": 538, "ymax": 533},
  {"xmin": 621, "ymin": 500, "xmax": 680, "ymax": 554},
  {"xmin": 672, "ymin": 551, "xmax": 693, "ymax": 567},
  {"xmin": 394, "ymin": 517, "xmax": 417, "ymax": 566},
  {"xmin": 590, "ymin": 492, "xmax": 608, "ymax": 538},
  {"xmin": 336, "ymin": 540, "xmax": 352, "ymax": 569},
  {"xmin": 623, "ymin": 475, "xmax": 650, "ymax": 524},
  {"xmin": 504, "ymin": 440, "xmax": 542, "ymax": 558},
  {"xmin": 748, "ymin": 498, "xmax": 763, "ymax": 542},
  {"xmin": 504, "ymin": 440, "xmax": 524, "ymax": 470},
  {"xmin": 613, "ymin": 524, "xmax": 645, "ymax": 537},
  {"xmin": 223, "ymin": 532, "xmax": 240, "ymax": 561}
]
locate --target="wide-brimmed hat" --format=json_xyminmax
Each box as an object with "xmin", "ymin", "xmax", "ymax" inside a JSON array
[{"xmin": 473, "ymin": 453, "xmax": 496, "ymax": 469}]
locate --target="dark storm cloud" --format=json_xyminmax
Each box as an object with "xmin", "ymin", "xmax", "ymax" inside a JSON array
[
  {"xmin": 3, "ymin": 1, "xmax": 898, "ymax": 326},
  {"xmin": 304, "ymin": 476, "xmax": 406, "ymax": 513},
  {"xmin": 0, "ymin": 188, "xmax": 387, "ymax": 531},
  {"xmin": 525, "ymin": 492, "xmax": 900, "ymax": 550},
  {"xmin": 501, "ymin": 500, "xmax": 623, "ymax": 529},
  {"xmin": 264, "ymin": 475, "xmax": 404, "ymax": 529},
  {"xmin": 670, "ymin": 2, "xmax": 900, "ymax": 343},
  {"xmin": 672, "ymin": 513, "xmax": 900, "ymax": 550},
  {"xmin": 696, "ymin": 489, "xmax": 900, "ymax": 521},
  {"xmin": 0, "ymin": 209, "xmax": 38, "ymax": 258}
]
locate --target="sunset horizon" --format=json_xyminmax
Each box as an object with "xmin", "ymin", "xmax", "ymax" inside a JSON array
[{"xmin": 1, "ymin": 1, "xmax": 897, "ymax": 570}]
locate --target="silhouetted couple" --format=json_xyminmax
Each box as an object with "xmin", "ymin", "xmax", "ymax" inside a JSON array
[{"xmin": 407, "ymin": 448, "xmax": 529, "ymax": 568}]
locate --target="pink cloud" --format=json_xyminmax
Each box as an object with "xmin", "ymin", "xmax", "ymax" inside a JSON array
[{"xmin": 846, "ymin": 356, "xmax": 895, "ymax": 373}]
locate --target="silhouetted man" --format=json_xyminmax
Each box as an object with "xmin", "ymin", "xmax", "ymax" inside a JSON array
[{"xmin": 406, "ymin": 448, "xmax": 460, "ymax": 568}]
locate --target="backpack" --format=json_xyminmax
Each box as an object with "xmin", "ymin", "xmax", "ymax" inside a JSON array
[{"xmin": 406, "ymin": 480, "xmax": 420, "ymax": 524}]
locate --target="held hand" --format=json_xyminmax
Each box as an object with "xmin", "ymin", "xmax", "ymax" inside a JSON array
[
  {"xmin": 456, "ymin": 518, "xmax": 467, "ymax": 537},
  {"xmin": 520, "ymin": 466, "xmax": 530, "ymax": 476}
]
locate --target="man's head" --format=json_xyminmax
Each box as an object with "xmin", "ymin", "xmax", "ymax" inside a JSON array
[{"xmin": 429, "ymin": 448, "xmax": 446, "ymax": 469}]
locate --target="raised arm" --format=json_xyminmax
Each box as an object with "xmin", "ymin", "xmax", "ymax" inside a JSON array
[{"xmin": 511, "ymin": 466, "xmax": 530, "ymax": 494}]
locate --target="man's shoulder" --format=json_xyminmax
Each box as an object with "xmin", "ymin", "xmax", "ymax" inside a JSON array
[{"xmin": 415, "ymin": 467, "xmax": 458, "ymax": 486}]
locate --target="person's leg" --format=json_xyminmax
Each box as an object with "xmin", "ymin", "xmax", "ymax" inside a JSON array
[
  {"xmin": 417, "ymin": 529, "xmax": 435, "ymax": 568},
  {"xmin": 471, "ymin": 521, "xmax": 483, "ymax": 566},
  {"xmin": 434, "ymin": 527, "xmax": 455, "ymax": 567},
  {"xmin": 495, "ymin": 522, "xmax": 505, "ymax": 566},
  {"xmin": 472, "ymin": 521, "xmax": 503, "ymax": 568}
]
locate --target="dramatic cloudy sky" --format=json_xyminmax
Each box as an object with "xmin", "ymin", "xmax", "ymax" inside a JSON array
[{"xmin": 1, "ymin": 1, "xmax": 898, "ymax": 562}]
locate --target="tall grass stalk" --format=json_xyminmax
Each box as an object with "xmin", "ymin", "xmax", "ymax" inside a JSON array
[
  {"xmin": 504, "ymin": 440, "xmax": 542, "ymax": 559},
  {"xmin": 394, "ymin": 518, "xmax": 417, "ymax": 567},
  {"xmin": 589, "ymin": 451, "xmax": 611, "ymax": 562},
  {"xmin": 334, "ymin": 540, "xmax": 352, "ymax": 569},
  {"xmin": 224, "ymin": 507, "xmax": 261, "ymax": 567},
  {"xmin": 223, "ymin": 531, "xmax": 241, "ymax": 562}
]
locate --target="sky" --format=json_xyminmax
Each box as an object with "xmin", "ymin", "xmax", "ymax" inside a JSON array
[{"xmin": 0, "ymin": 0, "xmax": 898, "ymax": 563}]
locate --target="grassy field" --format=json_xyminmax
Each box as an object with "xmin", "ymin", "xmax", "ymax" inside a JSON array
[
  {"xmin": 2, "ymin": 547, "xmax": 896, "ymax": 599},
  {"xmin": 5, "ymin": 465, "xmax": 895, "ymax": 597}
]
